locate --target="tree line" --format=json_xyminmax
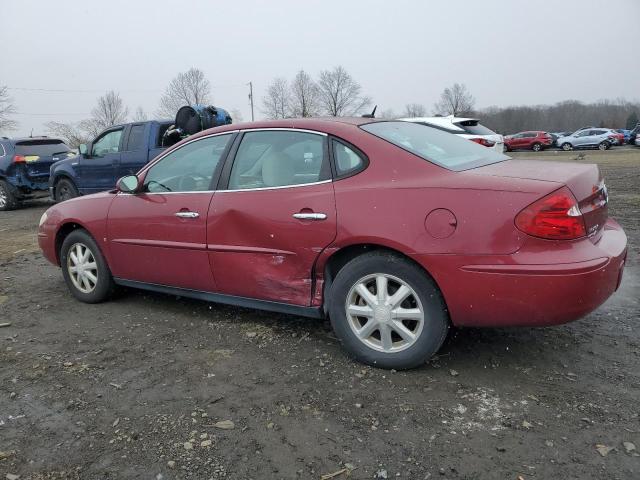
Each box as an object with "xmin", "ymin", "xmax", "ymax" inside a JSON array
[{"xmin": 1, "ymin": 68, "xmax": 638, "ymax": 148}]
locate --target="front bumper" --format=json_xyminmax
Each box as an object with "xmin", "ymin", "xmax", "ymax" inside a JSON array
[{"xmin": 411, "ymin": 218, "xmax": 627, "ymax": 327}]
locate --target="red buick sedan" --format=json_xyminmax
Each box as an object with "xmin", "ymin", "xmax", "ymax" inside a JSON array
[{"xmin": 38, "ymin": 118, "xmax": 627, "ymax": 369}]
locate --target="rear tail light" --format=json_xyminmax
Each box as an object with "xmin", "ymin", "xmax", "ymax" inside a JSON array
[
  {"xmin": 13, "ymin": 155, "xmax": 26, "ymax": 163},
  {"xmin": 470, "ymin": 138, "xmax": 495, "ymax": 147},
  {"xmin": 515, "ymin": 186, "xmax": 586, "ymax": 240}
]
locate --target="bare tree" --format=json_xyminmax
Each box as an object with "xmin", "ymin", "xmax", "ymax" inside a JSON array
[
  {"xmin": 79, "ymin": 90, "xmax": 129, "ymax": 137},
  {"xmin": 433, "ymin": 83, "xmax": 475, "ymax": 116},
  {"xmin": 379, "ymin": 108, "xmax": 398, "ymax": 119},
  {"xmin": 45, "ymin": 121, "xmax": 91, "ymax": 149},
  {"xmin": 261, "ymin": 77, "xmax": 291, "ymax": 119},
  {"xmin": 133, "ymin": 106, "xmax": 148, "ymax": 122},
  {"xmin": 403, "ymin": 103, "xmax": 427, "ymax": 118},
  {"xmin": 158, "ymin": 68, "xmax": 211, "ymax": 118},
  {"xmin": 289, "ymin": 70, "xmax": 321, "ymax": 118},
  {"xmin": 317, "ymin": 66, "xmax": 371, "ymax": 116},
  {"xmin": 0, "ymin": 86, "xmax": 18, "ymax": 132}
]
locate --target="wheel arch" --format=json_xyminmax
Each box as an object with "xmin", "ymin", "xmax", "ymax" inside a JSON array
[
  {"xmin": 54, "ymin": 221, "xmax": 99, "ymax": 265},
  {"xmin": 319, "ymin": 242, "xmax": 448, "ymax": 316}
]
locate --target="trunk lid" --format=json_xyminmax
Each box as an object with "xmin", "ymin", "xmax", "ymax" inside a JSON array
[
  {"xmin": 15, "ymin": 139, "xmax": 72, "ymax": 179},
  {"xmin": 468, "ymin": 159, "xmax": 608, "ymax": 241}
]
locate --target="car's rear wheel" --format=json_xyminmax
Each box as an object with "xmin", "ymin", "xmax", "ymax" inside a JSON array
[
  {"xmin": 60, "ymin": 229, "xmax": 114, "ymax": 303},
  {"xmin": 0, "ymin": 180, "xmax": 19, "ymax": 211},
  {"xmin": 561, "ymin": 142, "xmax": 573, "ymax": 151},
  {"xmin": 598, "ymin": 141, "xmax": 610, "ymax": 151},
  {"xmin": 55, "ymin": 178, "xmax": 79, "ymax": 203},
  {"xmin": 328, "ymin": 252, "xmax": 449, "ymax": 369},
  {"xmin": 531, "ymin": 142, "xmax": 542, "ymax": 152}
]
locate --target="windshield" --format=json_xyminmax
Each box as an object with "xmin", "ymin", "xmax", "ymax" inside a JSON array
[{"xmin": 361, "ymin": 121, "xmax": 509, "ymax": 171}]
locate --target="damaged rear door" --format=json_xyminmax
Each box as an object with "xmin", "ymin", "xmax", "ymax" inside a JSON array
[{"xmin": 207, "ymin": 129, "xmax": 336, "ymax": 305}]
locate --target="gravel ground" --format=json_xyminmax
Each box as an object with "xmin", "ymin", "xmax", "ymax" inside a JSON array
[{"xmin": 0, "ymin": 149, "xmax": 639, "ymax": 480}]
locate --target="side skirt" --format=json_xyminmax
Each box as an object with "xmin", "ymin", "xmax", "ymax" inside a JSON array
[{"xmin": 113, "ymin": 277, "xmax": 324, "ymax": 319}]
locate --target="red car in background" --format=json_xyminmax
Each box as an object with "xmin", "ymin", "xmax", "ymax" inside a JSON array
[
  {"xmin": 504, "ymin": 131, "xmax": 554, "ymax": 151},
  {"xmin": 38, "ymin": 118, "xmax": 627, "ymax": 369}
]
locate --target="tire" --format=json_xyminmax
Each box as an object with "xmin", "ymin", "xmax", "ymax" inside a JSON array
[
  {"xmin": 561, "ymin": 142, "xmax": 573, "ymax": 151},
  {"xmin": 60, "ymin": 229, "xmax": 115, "ymax": 303},
  {"xmin": 598, "ymin": 141, "xmax": 610, "ymax": 151},
  {"xmin": 504, "ymin": 144, "xmax": 510, "ymax": 152},
  {"xmin": 0, "ymin": 180, "xmax": 19, "ymax": 211},
  {"xmin": 531, "ymin": 142, "xmax": 542, "ymax": 152},
  {"xmin": 55, "ymin": 178, "xmax": 79, "ymax": 203},
  {"xmin": 328, "ymin": 252, "xmax": 449, "ymax": 370}
]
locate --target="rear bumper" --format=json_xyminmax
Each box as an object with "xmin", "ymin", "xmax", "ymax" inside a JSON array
[{"xmin": 411, "ymin": 219, "xmax": 627, "ymax": 327}]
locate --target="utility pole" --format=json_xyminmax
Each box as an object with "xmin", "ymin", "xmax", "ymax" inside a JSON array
[{"xmin": 248, "ymin": 81, "xmax": 255, "ymax": 121}]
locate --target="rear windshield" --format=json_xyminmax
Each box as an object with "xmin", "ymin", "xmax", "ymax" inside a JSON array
[
  {"xmin": 454, "ymin": 120, "xmax": 497, "ymax": 136},
  {"xmin": 360, "ymin": 121, "xmax": 509, "ymax": 171},
  {"xmin": 15, "ymin": 140, "xmax": 70, "ymax": 156}
]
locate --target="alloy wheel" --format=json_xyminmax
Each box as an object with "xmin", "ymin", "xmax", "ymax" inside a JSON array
[
  {"xmin": 562, "ymin": 143, "xmax": 573, "ymax": 151},
  {"xmin": 67, "ymin": 242, "xmax": 98, "ymax": 293},
  {"xmin": 345, "ymin": 273, "xmax": 424, "ymax": 353},
  {"xmin": 0, "ymin": 186, "xmax": 6, "ymax": 209}
]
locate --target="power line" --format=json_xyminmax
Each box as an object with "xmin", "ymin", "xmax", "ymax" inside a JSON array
[
  {"xmin": 13, "ymin": 112, "xmax": 90, "ymax": 116},
  {"xmin": 6, "ymin": 83, "xmax": 248, "ymax": 94}
]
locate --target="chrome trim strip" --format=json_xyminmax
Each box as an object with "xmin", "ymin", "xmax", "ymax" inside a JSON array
[
  {"xmin": 239, "ymin": 127, "xmax": 328, "ymax": 136},
  {"xmin": 217, "ymin": 179, "xmax": 332, "ymax": 193}
]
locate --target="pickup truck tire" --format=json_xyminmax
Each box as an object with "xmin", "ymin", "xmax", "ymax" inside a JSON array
[
  {"xmin": 0, "ymin": 180, "xmax": 19, "ymax": 211},
  {"xmin": 55, "ymin": 178, "xmax": 79, "ymax": 203}
]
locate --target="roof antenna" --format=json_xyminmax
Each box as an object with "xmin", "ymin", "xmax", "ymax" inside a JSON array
[{"xmin": 362, "ymin": 105, "xmax": 377, "ymax": 119}]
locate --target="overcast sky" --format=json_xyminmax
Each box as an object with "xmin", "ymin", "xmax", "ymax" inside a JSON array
[{"xmin": 3, "ymin": 0, "xmax": 639, "ymax": 136}]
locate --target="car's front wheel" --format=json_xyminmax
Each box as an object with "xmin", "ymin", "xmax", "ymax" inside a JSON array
[
  {"xmin": 328, "ymin": 252, "xmax": 449, "ymax": 369},
  {"xmin": 598, "ymin": 141, "xmax": 610, "ymax": 151},
  {"xmin": 561, "ymin": 142, "xmax": 573, "ymax": 151},
  {"xmin": 55, "ymin": 178, "xmax": 79, "ymax": 203},
  {"xmin": 60, "ymin": 229, "xmax": 115, "ymax": 303}
]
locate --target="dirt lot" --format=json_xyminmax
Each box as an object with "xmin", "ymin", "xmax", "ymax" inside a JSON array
[{"xmin": 1, "ymin": 149, "xmax": 639, "ymax": 480}]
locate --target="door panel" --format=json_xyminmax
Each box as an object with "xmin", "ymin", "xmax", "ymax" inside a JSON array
[
  {"xmin": 107, "ymin": 192, "xmax": 215, "ymax": 291},
  {"xmin": 207, "ymin": 182, "xmax": 336, "ymax": 305}
]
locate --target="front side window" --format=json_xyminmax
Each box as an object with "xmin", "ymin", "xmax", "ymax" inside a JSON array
[
  {"xmin": 361, "ymin": 121, "xmax": 508, "ymax": 171},
  {"xmin": 92, "ymin": 129, "xmax": 123, "ymax": 157},
  {"xmin": 228, "ymin": 130, "xmax": 328, "ymax": 190},
  {"xmin": 143, "ymin": 133, "xmax": 232, "ymax": 193}
]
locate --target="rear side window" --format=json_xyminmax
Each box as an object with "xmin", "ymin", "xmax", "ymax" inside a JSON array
[
  {"xmin": 454, "ymin": 120, "xmax": 497, "ymax": 136},
  {"xmin": 361, "ymin": 121, "xmax": 508, "ymax": 171},
  {"xmin": 15, "ymin": 140, "xmax": 70, "ymax": 156},
  {"xmin": 126, "ymin": 125, "xmax": 146, "ymax": 151},
  {"xmin": 333, "ymin": 140, "xmax": 366, "ymax": 177},
  {"xmin": 228, "ymin": 131, "xmax": 329, "ymax": 190}
]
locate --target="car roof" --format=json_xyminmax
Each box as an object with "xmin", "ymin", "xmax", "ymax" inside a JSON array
[{"xmin": 186, "ymin": 117, "xmax": 381, "ymax": 141}]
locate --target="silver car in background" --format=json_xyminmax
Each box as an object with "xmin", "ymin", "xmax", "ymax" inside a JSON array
[{"xmin": 556, "ymin": 128, "xmax": 615, "ymax": 151}]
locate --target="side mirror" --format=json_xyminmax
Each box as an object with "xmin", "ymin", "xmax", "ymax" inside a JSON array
[{"xmin": 116, "ymin": 175, "xmax": 140, "ymax": 193}]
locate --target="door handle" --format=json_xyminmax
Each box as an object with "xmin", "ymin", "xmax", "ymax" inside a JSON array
[
  {"xmin": 292, "ymin": 212, "xmax": 327, "ymax": 220},
  {"xmin": 175, "ymin": 211, "xmax": 199, "ymax": 219}
]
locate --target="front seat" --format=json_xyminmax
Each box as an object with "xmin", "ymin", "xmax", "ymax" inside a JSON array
[{"xmin": 262, "ymin": 151, "xmax": 295, "ymax": 187}]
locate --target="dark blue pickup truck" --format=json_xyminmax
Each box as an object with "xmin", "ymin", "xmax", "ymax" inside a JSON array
[{"xmin": 49, "ymin": 120, "xmax": 172, "ymax": 202}]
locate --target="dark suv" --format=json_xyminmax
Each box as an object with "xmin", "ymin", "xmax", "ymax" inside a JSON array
[{"xmin": 0, "ymin": 137, "xmax": 72, "ymax": 210}]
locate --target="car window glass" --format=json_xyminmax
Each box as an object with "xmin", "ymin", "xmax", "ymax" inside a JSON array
[
  {"xmin": 92, "ymin": 130, "xmax": 123, "ymax": 157},
  {"xmin": 333, "ymin": 140, "xmax": 365, "ymax": 176},
  {"xmin": 126, "ymin": 125, "xmax": 145, "ymax": 151},
  {"xmin": 228, "ymin": 131, "xmax": 327, "ymax": 190},
  {"xmin": 15, "ymin": 140, "xmax": 71, "ymax": 157},
  {"xmin": 144, "ymin": 134, "xmax": 232, "ymax": 193}
]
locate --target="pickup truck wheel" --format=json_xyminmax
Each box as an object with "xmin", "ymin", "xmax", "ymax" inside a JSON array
[
  {"xmin": 55, "ymin": 178, "xmax": 79, "ymax": 202},
  {"xmin": 60, "ymin": 229, "xmax": 114, "ymax": 303},
  {"xmin": 328, "ymin": 252, "xmax": 449, "ymax": 370},
  {"xmin": 0, "ymin": 180, "xmax": 19, "ymax": 211}
]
